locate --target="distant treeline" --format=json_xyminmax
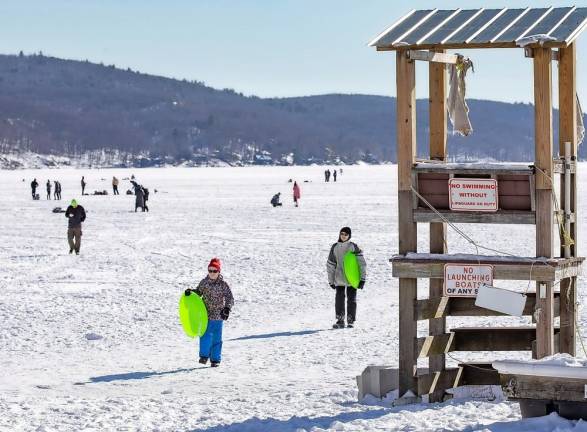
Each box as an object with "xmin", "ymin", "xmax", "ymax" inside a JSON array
[{"xmin": 0, "ymin": 52, "xmax": 583, "ymax": 166}]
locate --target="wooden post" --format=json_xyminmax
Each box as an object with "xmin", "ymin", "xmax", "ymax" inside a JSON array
[
  {"xmin": 396, "ymin": 49, "xmax": 418, "ymax": 396},
  {"xmin": 533, "ymin": 47, "xmax": 554, "ymax": 358},
  {"xmin": 428, "ymin": 49, "xmax": 447, "ymax": 403},
  {"xmin": 558, "ymin": 43, "xmax": 577, "ymax": 355}
]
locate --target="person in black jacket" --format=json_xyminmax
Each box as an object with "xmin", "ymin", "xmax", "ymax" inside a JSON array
[
  {"xmin": 46, "ymin": 180, "xmax": 52, "ymax": 200},
  {"xmin": 65, "ymin": 199, "xmax": 86, "ymax": 255},
  {"xmin": 31, "ymin": 178, "xmax": 38, "ymax": 199}
]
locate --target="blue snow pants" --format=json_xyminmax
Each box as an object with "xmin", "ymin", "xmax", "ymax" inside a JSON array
[{"xmin": 199, "ymin": 319, "xmax": 224, "ymax": 362}]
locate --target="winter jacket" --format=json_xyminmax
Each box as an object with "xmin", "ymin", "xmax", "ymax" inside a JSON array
[
  {"xmin": 271, "ymin": 194, "xmax": 281, "ymax": 205},
  {"xmin": 65, "ymin": 205, "xmax": 86, "ymax": 229},
  {"xmin": 194, "ymin": 275, "xmax": 234, "ymax": 320},
  {"xmin": 31, "ymin": 180, "xmax": 38, "ymax": 191},
  {"xmin": 327, "ymin": 241, "xmax": 366, "ymax": 287},
  {"xmin": 293, "ymin": 184, "xmax": 301, "ymax": 200},
  {"xmin": 112, "ymin": 177, "xmax": 119, "ymax": 186}
]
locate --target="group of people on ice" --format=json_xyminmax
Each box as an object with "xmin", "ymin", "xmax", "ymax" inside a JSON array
[
  {"xmin": 30, "ymin": 178, "xmax": 62, "ymax": 200},
  {"xmin": 324, "ymin": 168, "xmax": 342, "ymax": 182},
  {"xmin": 189, "ymin": 225, "xmax": 366, "ymax": 367},
  {"xmin": 271, "ymin": 181, "xmax": 301, "ymax": 207}
]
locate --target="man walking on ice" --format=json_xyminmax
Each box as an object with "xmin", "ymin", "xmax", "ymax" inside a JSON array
[{"xmin": 65, "ymin": 199, "xmax": 86, "ymax": 255}]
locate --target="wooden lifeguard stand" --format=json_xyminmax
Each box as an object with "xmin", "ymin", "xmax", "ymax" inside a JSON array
[{"xmin": 370, "ymin": 7, "xmax": 587, "ymax": 402}]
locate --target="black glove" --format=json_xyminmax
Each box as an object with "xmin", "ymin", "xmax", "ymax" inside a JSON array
[
  {"xmin": 358, "ymin": 281, "xmax": 365, "ymax": 289},
  {"xmin": 220, "ymin": 307, "xmax": 230, "ymax": 320},
  {"xmin": 184, "ymin": 289, "xmax": 192, "ymax": 296},
  {"xmin": 330, "ymin": 284, "xmax": 336, "ymax": 290}
]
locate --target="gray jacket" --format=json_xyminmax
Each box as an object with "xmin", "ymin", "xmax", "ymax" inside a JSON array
[{"xmin": 327, "ymin": 241, "xmax": 366, "ymax": 286}]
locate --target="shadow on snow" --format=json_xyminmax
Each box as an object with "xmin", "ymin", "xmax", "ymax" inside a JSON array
[
  {"xmin": 74, "ymin": 367, "xmax": 200, "ymax": 385},
  {"xmin": 228, "ymin": 329, "xmax": 324, "ymax": 342}
]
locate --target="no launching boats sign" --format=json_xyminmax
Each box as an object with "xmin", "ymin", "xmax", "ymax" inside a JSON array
[
  {"xmin": 444, "ymin": 264, "xmax": 494, "ymax": 297},
  {"xmin": 449, "ymin": 178, "xmax": 498, "ymax": 212}
]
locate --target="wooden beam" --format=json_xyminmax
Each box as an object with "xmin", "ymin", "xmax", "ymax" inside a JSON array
[
  {"xmin": 558, "ymin": 43, "xmax": 577, "ymax": 356},
  {"xmin": 392, "ymin": 257, "xmax": 583, "ymax": 281},
  {"xmin": 417, "ymin": 368, "xmax": 462, "ymax": 396},
  {"xmin": 396, "ymin": 50, "xmax": 417, "ymax": 192},
  {"xmin": 428, "ymin": 49, "xmax": 447, "ymax": 396},
  {"xmin": 533, "ymin": 47, "xmax": 554, "ymax": 359},
  {"xmin": 454, "ymin": 327, "xmax": 556, "ymax": 352},
  {"xmin": 407, "ymin": 50, "xmax": 459, "ymax": 64},
  {"xmin": 500, "ymin": 373, "xmax": 587, "ymax": 402},
  {"xmin": 413, "ymin": 209, "xmax": 536, "ymax": 224},
  {"xmin": 415, "ymin": 294, "xmax": 560, "ymax": 320},
  {"xmin": 396, "ymin": 49, "xmax": 418, "ymax": 397}
]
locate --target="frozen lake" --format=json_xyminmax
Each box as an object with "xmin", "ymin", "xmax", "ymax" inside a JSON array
[{"xmin": 1, "ymin": 164, "xmax": 586, "ymax": 431}]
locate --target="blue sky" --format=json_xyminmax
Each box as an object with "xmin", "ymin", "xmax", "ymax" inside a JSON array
[{"xmin": 0, "ymin": 0, "xmax": 584, "ymax": 104}]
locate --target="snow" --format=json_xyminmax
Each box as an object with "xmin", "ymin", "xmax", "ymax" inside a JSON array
[
  {"xmin": 1, "ymin": 164, "xmax": 587, "ymax": 431},
  {"xmin": 494, "ymin": 354, "xmax": 587, "ymax": 379}
]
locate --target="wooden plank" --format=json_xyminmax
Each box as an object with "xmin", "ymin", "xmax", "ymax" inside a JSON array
[
  {"xmin": 558, "ymin": 44, "xmax": 577, "ymax": 356},
  {"xmin": 413, "ymin": 209, "xmax": 535, "ymax": 224},
  {"xmin": 397, "ymin": 49, "xmax": 419, "ymax": 396},
  {"xmin": 416, "ymin": 332, "xmax": 455, "ymax": 358},
  {"xmin": 417, "ymin": 368, "xmax": 463, "ymax": 396},
  {"xmin": 392, "ymin": 259, "xmax": 583, "ymax": 281},
  {"xmin": 413, "ymin": 166, "xmax": 534, "ymax": 175},
  {"xmin": 415, "ymin": 294, "xmax": 560, "ymax": 320},
  {"xmin": 500, "ymin": 373, "xmax": 587, "ymax": 402},
  {"xmin": 453, "ymin": 327, "xmax": 552, "ymax": 352},
  {"xmin": 407, "ymin": 50, "xmax": 459, "ymax": 64},
  {"xmin": 428, "ymin": 49, "xmax": 447, "ymax": 392},
  {"xmin": 396, "ymin": 50, "xmax": 417, "ymax": 192},
  {"xmin": 534, "ymin": 47, "xmax": 554, "ymax": 359}
]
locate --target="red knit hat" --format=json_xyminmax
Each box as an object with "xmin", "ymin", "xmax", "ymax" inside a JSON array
[{"xmin": 208, "ymin": 257, "xmax": 221, "ymax": 272}]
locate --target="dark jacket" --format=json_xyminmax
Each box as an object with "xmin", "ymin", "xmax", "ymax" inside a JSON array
[
  {"xmin": 271, "ymin": 193, "xmax": 281, "ymax": 205},
  {"xmin": 194, "ymin": 275, "xmax": 234, "ymax": 320},
  {"xmin": 65, "ymin": 205, "xmax": 86, "ymax": 229},
  {"xmin": 31, "ymin": 180, "xmax": 38, "ymax": 191}
]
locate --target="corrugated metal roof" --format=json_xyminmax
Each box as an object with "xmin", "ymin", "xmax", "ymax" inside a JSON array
[{"xmin": 369, "ymin": 7, "xmax": 587, "ymax": 50}]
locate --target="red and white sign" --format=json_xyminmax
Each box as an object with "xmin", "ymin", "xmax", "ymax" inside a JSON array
[
  {"xmin": 444, "ymin": 264, "xmax": 493, "ymax": 297},
  {"xmin": 449, "ymin": 178, "xmax": 498, "ymax": 212}
]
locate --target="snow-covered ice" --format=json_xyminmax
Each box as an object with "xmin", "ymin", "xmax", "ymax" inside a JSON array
[{"xmin": 1, "ymin": 165, "xmax": 587, "ymax": 431}]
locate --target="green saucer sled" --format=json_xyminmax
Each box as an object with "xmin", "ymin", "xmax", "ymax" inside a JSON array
[
  {"xmin": 179, "ymin": 292, "xmax": 208, "ymax": 338},
  {"xmin": 343, "ymin": 250, "xmax": 361, "ymax": 289}
]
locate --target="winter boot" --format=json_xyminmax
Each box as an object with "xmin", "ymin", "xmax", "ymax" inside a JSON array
[
  {"xmin": 347, "ymin": 323, "xmax": 354, "ymax": 328},
  {"xmin": 332, "ymin": 321, "xmax": 345, "ymax": 329},
  {"xmin": 199, "ymin": 357, "xmax": 208, "ymax": 365},
  {"xmin": 210, "ymin": 361, "xmax": 220, "ymax": 368}
]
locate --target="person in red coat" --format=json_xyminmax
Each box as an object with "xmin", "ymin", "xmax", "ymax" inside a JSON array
[{"xmin": 293, "ymin": 181, "xmax": 301, "ymax": 207}]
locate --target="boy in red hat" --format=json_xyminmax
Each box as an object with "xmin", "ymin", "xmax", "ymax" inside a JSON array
[{"xmin": 186, "ymin": 258, "xmax": 234, "ymax": 367}]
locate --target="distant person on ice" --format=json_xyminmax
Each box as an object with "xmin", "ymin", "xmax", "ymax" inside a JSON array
[
  {"xmin": 327, "ymin": 227, "xmax": 366, "ymax": 329},
  {"xmin": 293, "ymin": 181, "xmax": 301, "ymax": 207},
  {"xmin": 112, "ymin": 176, "xmax": 119, "ymax": 195},
  {"xmin": 53, "ymin": 180, "xmax": 60, "ymax": 200},
  {"xmin": 185, "ymin": 258, "xmax": 234, "ymax": 368},
  {"xmin": 31, "ymin": 178, "xmax": 38, "ymax": 199},
  {"xmin": 333, "ymin": 170, "xmax": 337, "ymax": 182},
  {"xmin": 65, "ymin": 199, "xmax": 86, "ymax": 255},
  {"xmin": 142, "ymin": 186, "xmax": 149, "ymax": 212},
  {"xmin": 130, "ymin": 180, "xmax": 144, "ymax": 212},
  {"xmin": 81, "ymin": 176, "xmax": 86, "ymax": 195},
  {"xmin": 46, "ymin": 180, "xmax": 52, "ymax": 200},
  {"xmin": 270, "ymin": 192, "xmax": 282, "ymax": 207}
]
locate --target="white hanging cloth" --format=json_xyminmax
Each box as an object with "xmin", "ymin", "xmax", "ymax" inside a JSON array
[
  {"xmin": 447, "ymin": 56, "xmax": 474, "ymax": 136},
  {"xmin": 576, "ymin": 93, "xmax": 585, "ymax": 146}
]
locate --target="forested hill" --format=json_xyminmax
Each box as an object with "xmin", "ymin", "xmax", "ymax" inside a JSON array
[{"xmin": 0, "ymin": 53, "xmax": 582, "ymax": 167}]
